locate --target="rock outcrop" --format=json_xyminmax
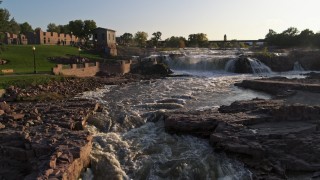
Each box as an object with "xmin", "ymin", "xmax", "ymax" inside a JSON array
[
  {"xmin": 235, "ymin": 75, "xmax": 320, "ymax": 96},
  {"xmin": 255, "ymin": 50, "xmax": 320, "ymax": 72},
  {"xmin": 164, "ymin": 99, "xmax": 320, "ymax": 179},
  {"xmin": 233, "ymin": 55, "xmax": 254, "ymax": 73},
  {"xmin": 0, "ymin": 99, "xmax": 101, "ymax": 179}
]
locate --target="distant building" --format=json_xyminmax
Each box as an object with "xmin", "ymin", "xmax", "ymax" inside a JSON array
[
  {"xmin": 26, "ymin": 29, "xmax": 78, "ymax": 45},
  {"xmin": 224, "ymin": 34, "xmax": 227, "ymax": 41},
  {"xmin": 1, "ymin": 32, "xmax": 28, "ymax": 45},
  {"xmin": 1, "ymin": 29, "xmax": 79, "ymax": 46},
  {"xmin": 92, "ymin": 27, "xmax": 117, "ymax": 56}
]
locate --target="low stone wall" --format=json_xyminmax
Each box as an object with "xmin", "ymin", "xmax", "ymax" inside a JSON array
[
  {"xmin": 104, "ymin": 60, "xmax": 131, "ymax": 75},
  {"xmin": 53, "ymin": 62, "xmax": 100, "ymax": 77},
  {"xmin": 53, "ymin": 60, "xmax": 132, "ymax": 77}
]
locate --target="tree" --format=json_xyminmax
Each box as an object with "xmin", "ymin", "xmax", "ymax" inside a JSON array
[
  {"xmin": 165, "ymin": 36, "xmax": 186, "ymax": 48},
  {"xmin": 265, "ymin": 29, "xmax": 278, "ymax": 46},
  {"xmin": 282, "ymin": 27, "xmax": 299, "ymax": 36},
  {"xmin": 68, "ymin": 20, "xmax": 84, "ymax": 38},
  {"xmin": 20, "ymin": 22, "xmax": 33, "ymax": 34},
  {"xmin": 265, "ymin": 27, "xmax": 300, "ymax": 47},
  {"xmin": 298, "ymin": 29, "xmax": 314, "ymax": 47},
  {"xmin": 188, "ymin": 33, "xmax": 208, "ymax": 47},
  {"xmin": 58, "ymin": 24, "xmax": 70, "ymax": 34},
  {"xmin": 119, "ymin": 33, "xmax": 133, "ymax": 45},
  {"xmin": 314, "ymin": 33, "xmax": 320, "ymax": 47},
  {"xmin": 68, "ymin": 19, "xmax": 96, "ymax": 43},
  {"xmin": 134, "ymin": 31, "xmax": 148, "ymax": 47},
  {"xmin": 8, "ymin": 17, "xmax": 20, "ymax": 34},
  {"xmin": 279, "ymin": 27, "xmax": 300, "ymax": 47},
  {"xmin": 47, "ymin": 23, "xmax": 60, "ymax": 33},
  {"xmin": 151, "ymin": 31, "xmax": 162, "ymax": 46},
  {"xmin": 0, "ymin": 8, "xmax": 10, "ymax": 32},
  {"xmin": 83, "ymin": 20, "xmax": 97, "ymax": 42}
]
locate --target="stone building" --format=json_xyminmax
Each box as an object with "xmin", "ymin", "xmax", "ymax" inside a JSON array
[
  {"xmin": 1, "ymin": 29, "xmax": 78, "ymax": 45},
  {"xmin": 92, "ymin": 27, "xmax": 117, "ymax": 56},
  {"xmin": 1, "ymin": 32, "xmax": 28, "ymax": 45},
  {"xmin": 27, "ymin": 29, "xmax": 78, "ymax": 45}
]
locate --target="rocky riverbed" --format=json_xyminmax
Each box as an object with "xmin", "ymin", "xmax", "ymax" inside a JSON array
[
  {"xmin": 164, "ymin": 99, "xmax": 320, "ymax": 179},
  {"xmin": 0, "ymin": 75, "xmax": 153, "ymax": 179},
  {"xmin": 163, "ymin": 72, "xmax": 320, "ymax": 179},
  {"xmin": 2, "ymin": 69, "xmax": 320, "ymax": 179},
  {"xmin": 0, "ymin": 99, "xmax": 100, "ymax": 179}
]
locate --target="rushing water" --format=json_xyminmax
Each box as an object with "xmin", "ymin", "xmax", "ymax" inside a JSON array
[{"xmin": 81, "ymin": 49, "xmax": 278, "ymax": 180}]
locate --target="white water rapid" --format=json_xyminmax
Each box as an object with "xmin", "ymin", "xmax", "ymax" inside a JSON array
[
  {"xmin": 80, "ymin": 49, "xmax": 277, "ymax": 180},
  {"xmin": 224, "ymin": 57, "xmax": 272, "ymax": 74},
  {"xmin": 293, "ymin": 61, "xmax": 305, "ymax": 71},
  {"xmin": 247, "ymin": 58, "xmax": 272, "ymax": 74}
]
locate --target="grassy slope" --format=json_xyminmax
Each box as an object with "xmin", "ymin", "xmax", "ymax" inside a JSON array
[{"xmin": 0, "ymin": 45, "xmax": 100, "ymax": 73}]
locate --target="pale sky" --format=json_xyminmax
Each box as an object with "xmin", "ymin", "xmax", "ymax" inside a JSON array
[{"xmin": 2, "ymin": 0, "xmax": 320, "ymax": 40}]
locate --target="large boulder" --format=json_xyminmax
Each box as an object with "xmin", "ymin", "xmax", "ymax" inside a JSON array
[
  {"xmin": 131, "ymin": 62, "xmax": 173, "ymax": 76},
  {"xmin": 233, "ymin": 55, "xmax": 253, "ymax": 73}
]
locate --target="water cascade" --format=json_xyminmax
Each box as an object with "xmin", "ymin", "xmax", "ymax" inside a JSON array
[
  {"xmin": 166, "ymin": 49, "xmax": 238, "ymax": 71},
  {"xmin": 80, "ymin": 49, "xmax": 276, "ymax": 179},
  {"xmin": 293, "ymin": 61, "xmax": 305, "ymax": 71},
  {"xmin": 225, "ymin": 56, "xmax": 272, "ymax": 74},
  {"xmin": 247, "ymin": 58, "xmax": 272, "ymax": 74}
]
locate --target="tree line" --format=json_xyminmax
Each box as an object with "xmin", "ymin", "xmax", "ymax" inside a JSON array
[
  {"xmin": 0, "ymin": 8, "xmax": 33, "ymax": 35},
  {"xmin": 119, "ymin": 32, "xmax": 212, "ymax": 48},
  {"xmin": 265, "ymin": 27, "xmax": 320, "ymax": 48},
  {"xmin": 119, "ymin": 31, "xmax": 251, "ymax": 49}
]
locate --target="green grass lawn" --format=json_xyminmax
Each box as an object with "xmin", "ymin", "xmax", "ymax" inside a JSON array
[{"xmin": 0, "ymin": 45, "xmax": 101, "ymax": 74}]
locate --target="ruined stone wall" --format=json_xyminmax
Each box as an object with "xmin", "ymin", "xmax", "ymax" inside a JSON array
[
  {"xmin": 52, "ymin": 62, "xmax": 100, "ymax": 77},
  {"xmin": 103, "ymin": 60, "xmax": 131, "ymax": 75},
  {"xmin": 2, "ymin": 33, "xmax": 27, "ymax": 45},
  {"xmin": 52, "ymin": 60, "xmax": 131, "ymax": 77},
  {"xmin": 25, "ymin": 29, "xmax": 78, "ymax": 45}
]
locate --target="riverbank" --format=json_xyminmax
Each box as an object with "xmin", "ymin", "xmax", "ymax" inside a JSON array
[{"xmin": 0, "ymin": 74, "xmax": 165, "ymax": 179}]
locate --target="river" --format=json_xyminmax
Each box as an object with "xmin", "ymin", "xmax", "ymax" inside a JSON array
[{"xmin": 80, "ymin": 49, "xmax": 298, "ymax": 180}]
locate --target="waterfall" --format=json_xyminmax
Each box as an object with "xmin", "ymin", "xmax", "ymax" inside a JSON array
[
  {"xmin": 162, "ymin": 49, "xmax": 239, "ymax": 71},
  {"xmin": 247, "ymin": 58, "xmax": 272, "ymax": 74},
  {"xmin": 224, "ymin": 59, "xmax": 236, "ymax": 72},
  {"xmin": 167, "ymin": 56, "xmax": 232, "ymax": 71},
  {"xmin": 224, "ymin": 57, "xmax": 272, "ymax": 74},
  {"xmin": 293, "ymin": 61, "xmax": 305, "ymax": 71}
]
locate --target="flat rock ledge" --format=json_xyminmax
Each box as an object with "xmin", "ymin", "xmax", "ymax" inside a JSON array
[
  {"xmin": 164, "ymin": 99, "xmax": 320, "ymax": 179},
  {"xmin": 235, "ymin": 75, "xmax": 320, "ymax": 97},
  {"xmin": 0, "ymin": 99, "xmax": 102, "ymax": 179}
]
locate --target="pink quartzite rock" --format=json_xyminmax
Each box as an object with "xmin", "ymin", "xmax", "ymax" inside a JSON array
[{"xmin": 0, "ymin": 99, "xmax": 100, "ymax": 180}]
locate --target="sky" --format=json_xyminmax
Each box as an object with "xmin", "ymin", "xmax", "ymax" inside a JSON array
[{"xmin": 1, "ymin": 0, "xmax": 320, "ymax": 40}]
